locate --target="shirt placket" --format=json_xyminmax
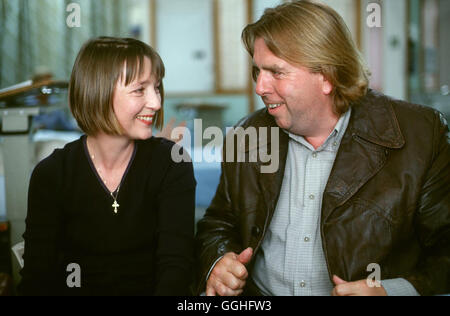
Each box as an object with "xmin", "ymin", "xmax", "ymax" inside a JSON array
[{"xmin": 294, "ymin": 147, "xmax": 321, "ymax": 296}]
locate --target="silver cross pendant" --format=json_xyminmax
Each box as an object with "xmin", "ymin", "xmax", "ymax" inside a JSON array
[{"xmin": 112, "ymin": 200, "xmax": 119, "ymax": 214}]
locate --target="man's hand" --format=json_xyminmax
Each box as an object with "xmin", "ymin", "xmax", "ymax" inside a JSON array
[
  {"xmin": 206, "ymin": 247, "xmax": 253, "ymax": 296},
  {"xmin": 331, "ymin": 275, "xmax": 387, "ymax": 296}
]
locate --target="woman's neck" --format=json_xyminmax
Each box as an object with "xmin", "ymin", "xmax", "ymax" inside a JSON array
[{"xmin": 86, "ymin": 133, "xmax": 134, "ymax": 171}]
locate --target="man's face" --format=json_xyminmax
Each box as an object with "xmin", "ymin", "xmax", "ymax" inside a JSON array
[{"xmin": 252, "ymin": 38, "xmax": 334, "ymax": 136}]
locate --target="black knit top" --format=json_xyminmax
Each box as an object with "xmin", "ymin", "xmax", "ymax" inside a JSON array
[{"xmin": 18, "ymin": 136, "xmax": 196, "ymax": 296}]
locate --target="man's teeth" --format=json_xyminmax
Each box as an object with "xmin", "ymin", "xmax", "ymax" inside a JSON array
[{"xmin": 268, "ymin": 103, "xmax": 282, "ymax": 109}]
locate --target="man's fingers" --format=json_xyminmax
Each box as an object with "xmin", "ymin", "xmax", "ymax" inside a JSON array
[
  {"xmin": 331, "ymin": 275, "xmax": 350, "ymax": 295},
  {"xmin": 213, "ymin": 281, "xmax": 244, "ymax": 296},
  {"xmin": 229, "ymin": 261, "xmax": 248, "ymax": 280},
  {"xmin": 223, "ymin": 271, "xmax": 247, "ymax": 290},
  {"xmin": 333, "ymin": 279, "xmax": 388, "ymax": 296},
  {"xmin": 206, "ymin": 251, "xmax": 250, "ymax": 296},
  {"xmin": 332, "ymin": 281, "xmax": 363, "ymax": 296},
  {"xmin": 332, "ymin": 284, "xmax": 351, "ymax": 296},
  {"xmin": 206, "ymin": 285, "xmax": 216, "ymax": 296}
]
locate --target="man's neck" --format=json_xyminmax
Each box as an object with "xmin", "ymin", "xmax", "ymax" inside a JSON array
[{"xmin": 302, "ymin": 114, "xmax": 340, "ymax": 150}]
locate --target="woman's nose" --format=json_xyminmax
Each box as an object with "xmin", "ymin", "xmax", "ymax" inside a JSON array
[{"xmin": 145, "ymin": 89, "xmax": 161, "ymax": 111}]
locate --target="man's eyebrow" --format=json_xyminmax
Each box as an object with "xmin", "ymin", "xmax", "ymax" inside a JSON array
[{"xmin": 252, "ymin": 63, "xmax": 285, "ymax": 72}]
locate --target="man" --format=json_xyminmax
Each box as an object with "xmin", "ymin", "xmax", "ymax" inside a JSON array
[{"xmin": 195, "ymin": 1, "xmax": 449, "ymax": 296}]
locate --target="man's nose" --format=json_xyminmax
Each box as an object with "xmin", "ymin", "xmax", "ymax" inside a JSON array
[{"xmin": 255, "ymin": 72, "xmax": 270, "ymax": 96}]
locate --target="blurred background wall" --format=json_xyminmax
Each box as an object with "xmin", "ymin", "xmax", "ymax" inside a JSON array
[{"xmin": 0, "ymin": 0, "xmax": 449, "ymax": 236}]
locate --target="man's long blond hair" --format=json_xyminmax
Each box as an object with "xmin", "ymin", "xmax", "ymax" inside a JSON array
[{"xmin": 242, "ymin": 1, "xmax": 370, "ymax": 115}]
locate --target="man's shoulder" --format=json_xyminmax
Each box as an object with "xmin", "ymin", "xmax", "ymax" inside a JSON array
[
  {"xmin": 364, "ymin": 90, "xmax": 443, "ymax": 124},
  {"xmin": 349, "ymin": 90, "xmax": 448, "ymax": 148},
  {"xmin": 357, "ymin": 90, "xmax": 447, "ymax": 137}
]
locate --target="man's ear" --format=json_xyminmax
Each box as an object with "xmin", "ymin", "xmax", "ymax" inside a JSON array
[{"xmin": 321, "ymin": 75, "xmax": 333, "ymax": 95}]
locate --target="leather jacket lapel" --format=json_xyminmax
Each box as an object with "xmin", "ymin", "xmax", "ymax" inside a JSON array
[{"xmin": 322, "ymin": 91, "xmax": 405, "ymax": 223}]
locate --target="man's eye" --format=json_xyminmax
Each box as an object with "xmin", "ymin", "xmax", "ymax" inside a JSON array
[
  {"xmin": 134, "ymin": 88, "xmax": 144, "ymax": 93},
  {"xmin": 252, "ymin": 67, "xmax": 260, "ymax": 81}
]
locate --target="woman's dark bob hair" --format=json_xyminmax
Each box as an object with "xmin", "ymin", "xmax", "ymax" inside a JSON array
[{"xmin": 69, "ymin": 36, "xmax": 165, "ymax": 135}]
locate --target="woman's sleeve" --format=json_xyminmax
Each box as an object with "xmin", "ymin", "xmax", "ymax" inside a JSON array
[
  {"xmin": 17, "ymin": 155, "xmax": 63, "ymax": 296},
  {"xmin": 155, "ymin": 144, "xmax": 196, "ymax": 296}
]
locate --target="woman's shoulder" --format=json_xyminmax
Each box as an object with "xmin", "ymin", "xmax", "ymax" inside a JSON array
[
  {"xmin": 137, "ymin": 136, "xmax": 194, "ymax": 175},
  {"xmin": 138, "ymin": 136, "xmax": 185, "ymax": 160},
  {"xmin": 138, "ymin": 138, "xmax": 195, "ymax": 190}
]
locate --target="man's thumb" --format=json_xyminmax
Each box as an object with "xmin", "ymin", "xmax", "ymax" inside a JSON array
[
  {"xmin": 237, "ymin": 247, "xmax": 253, "ymax": 265},
  {"xmin": 332, "ymin": 275, "xmax": 347, "ymax": 285}
]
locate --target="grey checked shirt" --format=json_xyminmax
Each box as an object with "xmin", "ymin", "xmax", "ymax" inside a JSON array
[{"xmin": 251, "ymin": 108, "xmax": 419, "ymax": 296}]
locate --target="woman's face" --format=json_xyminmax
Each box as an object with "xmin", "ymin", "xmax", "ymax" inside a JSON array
[{"xmin": 113, "ymin": 56, "xmax": 161, "ymax": 140}]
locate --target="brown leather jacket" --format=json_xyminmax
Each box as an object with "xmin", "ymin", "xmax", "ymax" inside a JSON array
[{"xmin": 195, "ymin": 90, "xmax": 450, "ymax": 296}]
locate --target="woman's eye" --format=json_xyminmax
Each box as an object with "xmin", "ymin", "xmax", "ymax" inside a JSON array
[{"xmin": 134, "ymin": 88, "xmax": 145, "ymax": 94}]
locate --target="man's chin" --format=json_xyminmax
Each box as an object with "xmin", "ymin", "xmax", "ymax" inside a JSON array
[{"xmin": 273, "ymin": 117, "xmax": 288, "ymax": 130}]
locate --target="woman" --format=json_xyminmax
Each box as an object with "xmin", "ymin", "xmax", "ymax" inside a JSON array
[{"xmin": 18, "ymin": 37, "xmax": 196, "ymax": 295}]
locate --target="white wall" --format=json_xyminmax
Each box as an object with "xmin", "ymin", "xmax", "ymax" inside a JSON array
[
  {"xmin": 253, "ymin": 0, "xmax": 284, "ymax": 21},
  {"xmin": 156, "ymin": 0, "xmax": 214, "ymax": 93},
  {"xmin": 362, "ymin": 0, "xmax": 383, "ymax": 92},
  {"xmin": 128, "ymin": 0, "xmax": 151, "ymax": 45},
  {"xmin": 382, "ymin": 0, "xmax": 407, "ymax": 99}
]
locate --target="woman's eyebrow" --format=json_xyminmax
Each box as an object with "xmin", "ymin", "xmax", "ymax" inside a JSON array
[{"xmin": 129, "ymin": 79, "xmax": 151, "ymax": 87}]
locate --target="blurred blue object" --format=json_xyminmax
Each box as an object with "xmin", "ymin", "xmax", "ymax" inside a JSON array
[
  {"xmin": 32, "ymin": 109, "xmax": 78, "ymax": 131},
  {"xmin": 0, "ymin": 177, "xmax": 5, "ymax": 218},
  {"xmin": 192, "ymin": 158, "xmax": 221, "ymax": 207}
]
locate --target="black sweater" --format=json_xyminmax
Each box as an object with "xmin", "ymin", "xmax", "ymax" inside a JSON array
[{"xmin": 18, "ymin": 136, "xmax": 196, "ymax": 296}]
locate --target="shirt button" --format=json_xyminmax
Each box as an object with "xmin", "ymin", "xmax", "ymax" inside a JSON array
[
  {"xmin": 304, "ymin": 237, "xmax": 310, "ymax": 242},
  {"xmin": 333, "ymin": 141, "xmax": 338, "ymax": 147},
  {"xmin": 300, "ymin": 281, "xmax": 306, "ymax": 288},
  {"xmin": 309, "ymin": 194, "xmax": 315, "ymax": 200},
  {"xmin": 312, "ymin": 153, "xmax": 317, "ymax": 158}
]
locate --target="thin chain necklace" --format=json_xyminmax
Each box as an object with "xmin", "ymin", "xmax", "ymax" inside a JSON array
[{"xmin": 87, "ymin": 139, "xmax": 121, "ymax": 214}]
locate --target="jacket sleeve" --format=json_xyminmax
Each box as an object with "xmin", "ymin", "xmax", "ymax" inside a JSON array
[{"xmin": 406, "ymin": 112, "xmax": 450, "ymax": 296}]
